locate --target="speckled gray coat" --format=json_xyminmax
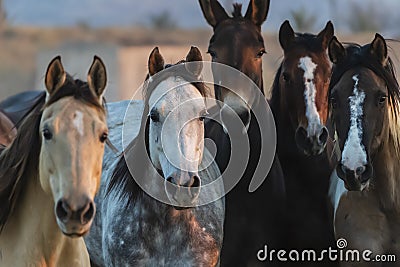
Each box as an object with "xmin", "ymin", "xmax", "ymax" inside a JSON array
[{"xmin": 85, "ymin": 101, "xmax": 225, "ymax": 267}]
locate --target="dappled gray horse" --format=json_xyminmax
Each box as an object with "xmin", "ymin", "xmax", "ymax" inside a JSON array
[{"xmin": 85, "ymin": 47, "xmax": 225, "ymax": 266}]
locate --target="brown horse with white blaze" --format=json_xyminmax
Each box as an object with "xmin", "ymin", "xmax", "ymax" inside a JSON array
[
  {"xmin": 0, "ymin": 56, "xmax": 108, "ymax": 266},
  {"xmin": 269, "ymin": 21, "xmax": 337, "ymax": 265}
]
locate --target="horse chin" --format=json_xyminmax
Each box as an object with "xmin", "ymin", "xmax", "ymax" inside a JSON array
[
  {"xmin": 57, "ymin": 221, "xmax": 91, "ymax": 238},
  {"xmin": 340, "ymin": 173, "xmax": 370, "ymax": 192}
]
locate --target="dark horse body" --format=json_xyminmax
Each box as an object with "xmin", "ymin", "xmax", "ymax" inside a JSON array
[
  {"xmin": 0, "ymin": 91, "xmax": 43, "ymax": 146},
  {"xmin": 199, "ymin": 1, "xmax": 285, "ymax": 266},
  {"xmin": 269, "ymin": 21, "xmax": 337, "ymax": 265}
]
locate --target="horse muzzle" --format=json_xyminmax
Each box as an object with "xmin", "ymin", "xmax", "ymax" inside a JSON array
[
  {"xmin": 165, "ymin": 172, "xmax": 201, "ymax": 208},
  {"xmin": 220, "ymin": 104, "xmax": 251, "ymax": 135},
  {"xmin": 295, "ymin": 125, "xmax": 328, "ymax": 156},
  {"xmin": 336, "ymin": 162, "xmax": 373, "ymax": 191},
  {"xmin": 55, "ymin": 196, "xmax": 95, "ymax": 237}
]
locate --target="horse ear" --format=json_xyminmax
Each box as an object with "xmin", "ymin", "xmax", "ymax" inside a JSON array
[
  {"xmin": 198, "ymin": 0, "xmax": 229, "ymax": 28},
  {"xmin": 87, "ymin": 56, "xmax": 107, "ymax": 99},
  {"xmin": 370, "ymin": 33, "xmax": 388, "ymax": 65},
  {"xmin": 279, "ymin": 20, "xmax": 295, "ymax": 51},
  {"xmin": 45, "ymin": 56, "xmax": 66, "ymax": 96},
  {"xmin": 244, "ymin": 0, "xmax": 270, "ymax": 27},
  {"xmin": 328, "ymin": 36, "xmax": 346, "ymax": 64},
  {"xmin": 317, "ymin": 21, "xmax": 334, "ymax": 50},
  {"xmin": 185, "ymin": 46, "xmax": 203, "ymax": 77},
  {"xmin": 148, "ymin": 47, "xmax": 164, "ymax": 76}
]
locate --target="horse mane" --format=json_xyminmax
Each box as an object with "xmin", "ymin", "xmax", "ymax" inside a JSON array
[
  {"xmin": 329, "ymin": 43, "xmax": 400, "ymax": 154},
  {"xmin": 0, "ymin": 74, "xmax": 106, "ymax": 231},
  {"xmin": 107, "ymin": 61, "xmax": 207, "ymax": 203},
  {"xmin": 269, "ymin": 64, "xmax": 282, "ymax": 116}
]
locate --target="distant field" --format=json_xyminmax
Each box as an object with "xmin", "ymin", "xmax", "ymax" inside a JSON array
[{"xmin": 0, "ymin": 25, "xmax": 395, "ymax": 101}]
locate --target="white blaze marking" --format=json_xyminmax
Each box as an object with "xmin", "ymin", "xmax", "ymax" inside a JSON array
[
  {"xmin": 299, "ymin": 56, "xmax": 321, "ymax": 136},
  {"xmin": 72, "ymin": 111, "xmax": 84, "ymax": 136},
  {"xmin": 341, "ymin": 75, "xmax": 367, "ymax": 170}
]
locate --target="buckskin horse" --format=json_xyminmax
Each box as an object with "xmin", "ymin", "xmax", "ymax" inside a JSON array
[
  {"xmin": 85, "ymin": 47, "xmax": 225, "ymax": 266},
  {"xmin": 329, "ymin": 34, "xmax": 400, "ymax": 266},
  {"xmin": 269, "ymin": 20, "xmax": 337, "ymax": 265},
  {"xmin": 199, "ymin": 0, "xmax": 286, "ymax": 266},
  {"xmin": 0, "ymin": 56, "xmax": 108, "ymax": 266}
]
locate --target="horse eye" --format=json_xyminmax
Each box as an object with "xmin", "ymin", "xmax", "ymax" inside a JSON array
[
  {"xmin": 207, "ymin": 49, "xmax": 217, "ymax": 59},
  {"xmin": 256, "ymin": 49, "xmax": 266, "ymax": 58},
  {"xmin": 42, "ymin": 128, "xmax": 53, "ymax": 140},
  {"xmin": 199, "ymin": 111, "xmax": 208, "ymax": 122},
  {"xmin": 100, "ymin": 132, "xmax": 108, "ymax": 143},
  {"xmin": 150, "ymin": 109, "xmax": 160, "ymax": 122},
  {"xmin": 330, "ymin": 97, "xmax": 337, "ymax": 108},
  {"xmin": 378, "ymin": 95, "xmax": 387, "ymax": 105},
  {"xmin": 282, "ymin": 72, "xmax": 290, "ymax": 83}
]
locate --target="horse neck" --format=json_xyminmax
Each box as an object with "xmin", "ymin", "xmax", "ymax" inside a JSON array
[
  {"xmin": 373, "ymin": 132, "xmax": 400, "ymax": 212},
  {"xmin": 0, "ymin": 172, "xmax": 87, "ymax": 264}
]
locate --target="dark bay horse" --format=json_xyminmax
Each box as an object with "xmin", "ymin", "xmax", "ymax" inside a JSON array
[
  {"xmin": 329, "ymin": 34, "xmax": 400, "ymax": 266},
  {"xmin": 269, "ymin": 20, "xmax": 337, "ymax": 264},
  {"xmin": 85, "ymin": 47, "xmax": 225, "ymax": 266},
  {"xmin": 199, "ymin": 0, "xmax": 286, "ymax": 266}
]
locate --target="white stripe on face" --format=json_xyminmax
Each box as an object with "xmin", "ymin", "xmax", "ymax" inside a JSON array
[
  {"xmin": 72, "ymin": 111, "xmax": 84, "ymax": 136},
  {"xmin": 341, "ymin": 75, "xmax": 367, "ymax": 171},
  {"xmin": 298, "ymin": 56, "xmax": 321, "ymax": 136}
]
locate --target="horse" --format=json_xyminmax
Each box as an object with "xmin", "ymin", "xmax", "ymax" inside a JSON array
[
  {"xmin": 199, "ymin": 0, "xmax": 286, "ymax": 265},
  {"xmin": 0, "ymin": 56, "xmax": 108, "ymax": 266},
  {"xmin": 268, "ymin": 20, "xmax": 337, "ymax": 263},
  {"xmin": 85, "ymin": 47, "xmax": 225, "ymax": 267},
  {"xmin": 328, "ymin": 34, "xmax": 400, "ymax": 266},
  {"xmin": 0, "ymin": 110, "xmax": 16, "ymax": 146}
]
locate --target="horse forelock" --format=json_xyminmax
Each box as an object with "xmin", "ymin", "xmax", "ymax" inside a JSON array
[{"xmin": 232, "ymin": 3, "xmax": 243, "ymax": 18}]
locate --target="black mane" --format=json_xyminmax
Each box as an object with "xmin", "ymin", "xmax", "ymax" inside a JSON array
[{"xmin": 329, "ymin": 43, "xmax": 400, "ymax": 112}]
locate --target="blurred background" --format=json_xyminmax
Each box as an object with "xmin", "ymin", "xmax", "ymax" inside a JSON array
[{"xmin": 1, "ymin": 0, "xmax": 400, "ymax": 101}]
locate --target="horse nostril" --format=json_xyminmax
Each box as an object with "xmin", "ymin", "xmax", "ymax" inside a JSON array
[
  {"xmin": 356, "ymin": 166, "xmax": 366, "ymax": 176},
  {"xmin": 80, "ymin": 201, "xmax": 95, "ymax": 225},
  {"xmin": 238, "ymin": 110, "xmax": 250, "ymax": 127},
  {"xmin": 189, "ymin": 175, "xmax": 201, "ymax": 188},
  {"xmin": 56, "ymin": 199, "xmax": 71, "ymax": 223},
  {"xmin": 167, "ymin": 176, "xmax": 174, "ymax": 184},
  {"xmin": 318, "ymin": 127, "xmax": 328, "ymax": 145}
]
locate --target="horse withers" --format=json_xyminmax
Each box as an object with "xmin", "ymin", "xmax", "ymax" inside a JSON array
[
  {"xmin": 329, "ymin": 34, "xmax": 400, "ymax": 266},
  {"xmin": 0, "ymin": 56, "xmax": 108, "ymax": 266}
]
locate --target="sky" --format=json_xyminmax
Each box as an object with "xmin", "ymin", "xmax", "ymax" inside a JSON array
[{"xmin": 4, "ymin": 0, "xmax": 400, "ymax": 34}]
